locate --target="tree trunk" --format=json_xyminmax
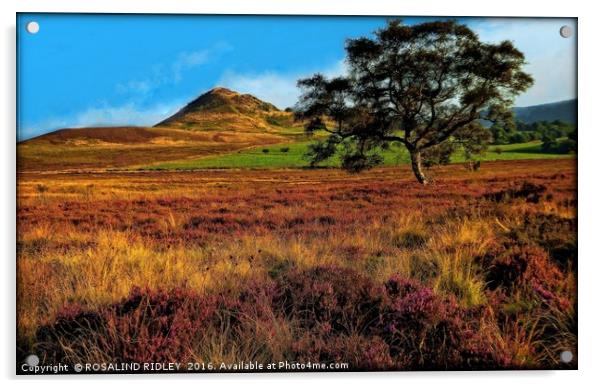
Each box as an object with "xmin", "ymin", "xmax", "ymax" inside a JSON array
[{"xmin": 410, "ymin": 150, "xmax": 428, "ymax": 184}]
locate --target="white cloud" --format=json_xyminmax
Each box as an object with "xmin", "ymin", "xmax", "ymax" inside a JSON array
[
  {"xmin": 217, "ymin": 71, "xmax": 300, "ymax": 109},
  {"xmin": 72, "ymin": 102, "xmax": 182, "ymax": 127},
  {"xmin": 115, "ymin": 49, "xmax": 210, "ymax": 94},
  {"xmin": 116, "ymin": 43, "xmax": 231, "ymax": 95},
  {"xmin": 472, "ymin": 18, "xmax": 577, "ymax": 106},
  {"xmin": 171, "ymin": 50, "xmax": 211, "ymax": 83},
  {"xmin": 115, "ymin": 80, "xmax": 152, "ymax": 94},
  {"xmin": 217, "ymin": 59, "xmax": 348, "ymax": 109}
]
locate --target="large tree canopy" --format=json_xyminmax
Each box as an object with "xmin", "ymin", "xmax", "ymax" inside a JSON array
[{"xmin": 295, "ymin": 20, "xmax": 533, "ymax": 184}]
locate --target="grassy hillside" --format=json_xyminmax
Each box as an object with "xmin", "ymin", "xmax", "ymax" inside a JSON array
[
  {"xmin": 17, "ymin": 126, "xmax": 289, "ymax": 171},
  {"xmin": 143, "ymin": 141, "xmax": 574, "ymax": 170}
]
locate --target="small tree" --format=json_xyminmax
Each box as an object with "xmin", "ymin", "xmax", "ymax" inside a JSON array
[{"xmin": 295, "ymin": 20, "xmax": 533, "ymax": 184}]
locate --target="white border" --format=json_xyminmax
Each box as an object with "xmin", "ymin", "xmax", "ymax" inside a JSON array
[
  {"xmin": 2, "ymin": 0, "xmax": 585, "ymax": 17},
  {"xmin": 3, "ymin": 1, "xmax": 601, "ymax": 387}
]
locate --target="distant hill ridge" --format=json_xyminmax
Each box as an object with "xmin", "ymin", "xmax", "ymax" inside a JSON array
[{"xmin": 513, "ymin": 99, "xmax": 577, "ymax": 125}]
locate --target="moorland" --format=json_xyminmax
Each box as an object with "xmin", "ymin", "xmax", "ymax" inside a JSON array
[{"xmin": 17, "ymin": 87, "xmax": 577, "ymax": 370}]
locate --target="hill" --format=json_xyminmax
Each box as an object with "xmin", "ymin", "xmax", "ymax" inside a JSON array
[
  {"xmin": 17, "ymin": 87, "xmax": 307, "ymax": 172},
  {"xmin": 156, "ymin": 87, "xmax": 296, "ymax": 133},
  {"xmin": 513, "ymin": 99, "xmax": 577, "ymax": 124}
]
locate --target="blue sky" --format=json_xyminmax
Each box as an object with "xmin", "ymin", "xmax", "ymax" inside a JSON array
[{"xmin": 17, "ymin": 14, "xmax": 576, "ymax": 140}]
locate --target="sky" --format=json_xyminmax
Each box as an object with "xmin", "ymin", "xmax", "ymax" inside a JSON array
[{"xmin": 17, "ymin": 14, "xmax": 577, "ymax": 140}]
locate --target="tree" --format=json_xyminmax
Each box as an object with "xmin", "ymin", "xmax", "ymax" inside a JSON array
[{"xmin": 295, "ymin": 20, "xmax": 533, "ymax": 184}]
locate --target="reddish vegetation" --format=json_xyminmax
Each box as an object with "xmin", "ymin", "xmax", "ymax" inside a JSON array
[
  {"xmin": 278, "ymin": 268, "xmax": 509, "ymax": 370},
  {"xmin": 37, "ymin": 287, "xmax": 234, "ymax": 364},
  {"xmin": 17, "ymin": 159, "xmax": 577, "ymax": 370},
  {"xmin": 18, "ymin": 160, "xmax": 576, "ymax": 247},
  {"xmin": 37, "ymin": 268, "xmax": 509, "ymax": 370}
]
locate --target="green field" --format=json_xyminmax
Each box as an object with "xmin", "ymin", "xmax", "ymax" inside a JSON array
[{"xmin": 143, "ymin": 141, "xmax": 574, "ymax": 170}]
